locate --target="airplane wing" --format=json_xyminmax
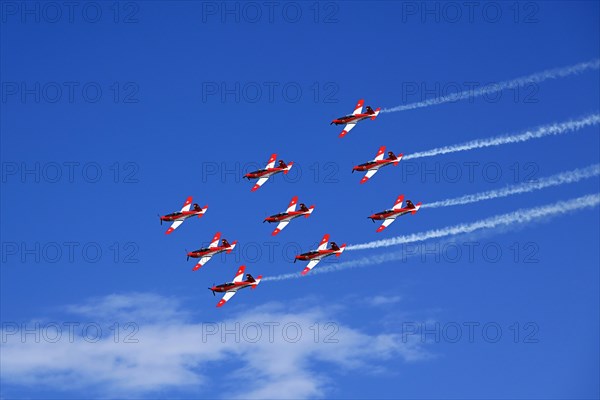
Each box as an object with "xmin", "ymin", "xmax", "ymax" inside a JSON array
[
  {"xmin": 286, "ymin": 196, "xmax": 298, "ymax": 213},
  {"xmin": 392, "ymin": 194, "xmax": 405, "ymax": 210},
  {"xmin": 360, "ymin": 169, "xmax": 379, "ymax": 184},
  {"xmin": 209, "ymin": 232, "xmax": 221, "ymax": 248},
  {"xmin": 216, "ymin": 291, "xmax": 236, "ymax": 308},
  {"xmin": 165, "ymin": 220, "xmax": 184, "ymax": 235},
  {"xmin": 376, "ymin": 217, "xmax": 397, "ymax": 233},
  {"xmin": 265, "ymin": 153, "xmax": 277, "ymax": 169},
  {"xmin": 251, "ymin": 176, "xmax": 269, "ymax": 192},
  {"xmin": 317, "ymin": 234, "xmax": 330, "ymax": 251},
  {"xmin": 272, "ymin": 220, "xmax": 290, "ymax": 236},
  {"xmin": 180, "ymin": 196, "xmax": 193, "ymax": 212},
  {"xmin": 233, "ymin": 265, "xmax": 246, "ymax": 283},
  {"xmin": 339, "ymin": 122, "xmax": 356, "ymax": 138},
  {"xmin": 301, "ymin": 258, "xmax": 321, "ymax": 275},
  {"xmin": 192, "ymin": 255, "xmax": 213, "ymax": 271},
  {"xmin": 352, "ymin": 99, "xmax": 365, "ymax": 115},
  {"xmin": 374, "ymin": 146, "xmax": 386, "ymax": 161}
]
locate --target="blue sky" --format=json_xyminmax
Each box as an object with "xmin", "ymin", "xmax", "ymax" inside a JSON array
[{"xmin": 1, "ymin": 1, "xmax": 599, "ymax": 398}]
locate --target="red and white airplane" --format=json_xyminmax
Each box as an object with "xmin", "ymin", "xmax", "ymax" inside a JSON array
[
  {"xmin": 187, "ymin": 232, "xmax": 237, "ymax": 271},
  {"xmin": 294, "ymin": 234, "xmax": 346, "ymax": 276},
  {"xmin": 160, "ymin": 196, "xmax": 208, "ymax": 234},
  {"xmin": 352, "ymin": 146, "xmax": 403, "ymax": 184},
  {"xmin": 209, "ymin": 265, "xmax": 262, "ymax": 308},
  {"xmin": 263, "ymin": 196, "xmax": 315, "ymax": 236},
  {"xmin": 243, "ymin": 153, "xmax": 294, "ymax": 192},
  {"xmin": 331, "ymin": 99, "xmax": 381, "ymax": 138},
  {"xmin": 369, "ymin": 194, "xmax": 422, "ymax": 232}
]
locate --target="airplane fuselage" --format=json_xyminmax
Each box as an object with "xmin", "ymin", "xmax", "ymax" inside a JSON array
[
  {"xmin": 160, "ymin": 210, "xmax": 202, "ymax": 222},
  {"xmin": 353, "ymin": 159, "xmax": 398, "ymax": 172},
  {"xmin": 210, "ymin": 281, "xmax": 253, "ymax": 293},
  {"xmin": 295, "ymin": 249, "xmax": 338, "ymax": 261},
  {"xmin": 370, "ymin": 206, "xmax": 419, "ymax": 221},
  {"xmin": 244, "ymin": 167, "xmax": 286, "ymax": 180},
  {"xmin": 188, "ymin": 246, "xmax": 231, "ymax": 259},
  {"xmin": 264, "ymin": 210, "xmax": 308, "ymax": 223},
  {"xmin": 331, "ymin": 113, "xmax": 373, "ymax": 125}
]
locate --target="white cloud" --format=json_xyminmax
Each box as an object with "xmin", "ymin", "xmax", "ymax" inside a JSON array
[
  {"xmin": 1, "ymin": 293, "xmax": 430, "ymax": 399},
  {"xmin": 366, "ymin": 295, "xmax": 403, "ymax": 307}
]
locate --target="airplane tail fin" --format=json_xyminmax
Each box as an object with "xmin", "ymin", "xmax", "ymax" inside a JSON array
[
  {"xmin": 283, "ymin": 162, "xmax": 294, "ymax": 174},
  {"xmin": 251, "ymin": 275, "xmax": 263, "ymax": 289},
  {"xmin": 336, "ymin": 244, "xmax": 347, "ymax": 256},
  {"xmin": 199, "ymin": 205, "xmax": 209, "ymax": 217},
  {"xmin": 371, "ymin": 108, "xmax": 381, "ymax": 120},
  {"xmin": 306, "ymin": 206, "xmax": 315, "ymax": 217},
  {"xmin": 394, "ymin": 153, "xmax": 404, "ymax": 166},
  {"xmin": 411, "ymin": 202, "xmax": 422, "ymax": 214},
  {"xmin": 227, "ymin": 241, "xmax": 237, "ymax": 254}
]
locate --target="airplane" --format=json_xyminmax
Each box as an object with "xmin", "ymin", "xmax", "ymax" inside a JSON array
[
  {"xmin": 160, "ymin": 196, "xmax": 208, "ymax": 234},
  {"xmin": 208, "ymin": 265, "xmax": 262, "ymax": 308},
  {"xmin": 331, "ymin": 99, "xmax": 381, "ymax": 138},
  {"xmin": 187, "ymin": 232, "xmax": 237, "ymax": 271},
  {"xmin": 368, "ymin": 194, "xmax": 422, "ymax": 233},
  {"xmin": 352, "ymin": 146, "xmax": 403, "ymax": 184},
  {"xmin": 263, "ymin": 196, "xmax": 315, "ymax": 236},
  {"xmin": 243, "ymin": 153, "xmax": 294, "ymax": 192},
  {"xmin": 294, "ymin": 234, "xmax": 346, "ymax": 276}
]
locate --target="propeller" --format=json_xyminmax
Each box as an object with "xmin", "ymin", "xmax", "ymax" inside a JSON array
[
  {"xmin": 185, "ymin": 249, "xmax": 189, "ymax": 261},
  {"xmin": 158, "ymin": 214, "xmax": 162, "ymax": 225},
  {"xmin": 208, "ymin": 285, "xmax": 216, "ymax": 296}
]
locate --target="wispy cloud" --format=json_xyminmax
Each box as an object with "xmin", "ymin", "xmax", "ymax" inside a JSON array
[
  {"xmin": 382, "ymin": 59, "xmax": 600, "ymax": 113},
  {"xmin": 403, "ymin": 114, "xmax": 599, "ymax": 160},
  {"xmin": 1, "ymin": 294, "xmax": 429, "ymax": 399}
]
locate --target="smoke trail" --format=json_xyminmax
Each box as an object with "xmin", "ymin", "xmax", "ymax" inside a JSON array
[
  {"xmin": 347, "ymin": 194, "xmax": 599, "ymax": 251},
  {"xmin": 263, "ymin": 193, "xmax": 600, "ymax": 281},
  {"xmin": 424, "ymin": 164, "xmax": 600, "ymax": 209},
  {"xmin": 382, "ymin": 59, "xmax": 600, "ymax": 113},
  {"xmin": 403, "ymin": 114, "xmax": 600, "ymax": 160}
]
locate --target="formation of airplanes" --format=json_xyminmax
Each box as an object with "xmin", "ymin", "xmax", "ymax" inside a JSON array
[{"xmin": 159, "ymin": 99, "xmax": 423, "ymax": 307}]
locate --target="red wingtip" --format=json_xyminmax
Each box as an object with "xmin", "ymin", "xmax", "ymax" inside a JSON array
[
  {"xmin": 376, "ymin": 226, "xmax": 386, "ymax": 233},
  {"xmin": 272, "ymin": 228, "xmax": 281, "ymax": 236},
  {"xmin": 360, "ymin": 176, "xmax": 368, "ymax": 184},
  {"xmin": 165, "ymin": 228, "xmax": 174, "ymax": 235},
  {"xmin": 301, "ymin": 268, "xmax": 310, "ymax": 276},
  {"xmin": 192, "ymin": 263, "xmax": 202, "ymax": 271},
  {"xmin": 339, "ymin": 130, "xmax": 348, "ymax": 138},
  {"xmin": 251, "ymin": 184, "xmax": 260, "ymax": 192},
  {"xmin": 216, "ymin": 299, "xmax": 226, "ymax": 308}
]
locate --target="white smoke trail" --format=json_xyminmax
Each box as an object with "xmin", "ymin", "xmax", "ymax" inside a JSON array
[
  {"xmin": 403, "ymin": 114, "xmax": 600, "ymax": 160},
  {"xmin": 347, "ymin": 194, "xmax": 599, "ymax": 251},
  {"xmin": 424, "ymin": 164, "xmax": 600, "ymax": 209},
  {"xmin": 263, "ymin": 193, "xmax": 600, "ymax": 281},
  {"xmin": 382, "ymin": 59, "xmax": 600, "ymax": 113}
]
